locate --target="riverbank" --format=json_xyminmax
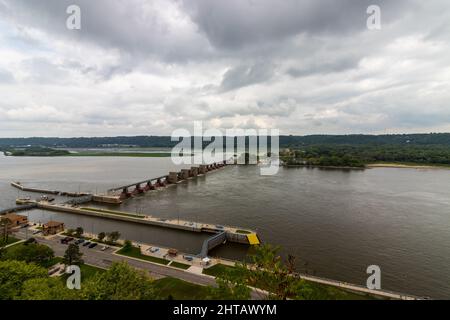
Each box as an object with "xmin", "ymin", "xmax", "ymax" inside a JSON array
[
  {"xmin": 283, "ymin": 162, "xmax": 450, "ymax": 170},
  {"xmin": 366, "ymin": 163, "xmax": 450, "ymax": 169},
  {"xmin": 66, "ymin": 151, "xmax": 172, "ymax": 157}
]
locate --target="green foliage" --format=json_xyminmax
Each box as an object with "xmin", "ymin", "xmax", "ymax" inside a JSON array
[
  {"xmin": 81, "ymin": 262, "xmax": 157, "ymax": 300},
  {"xmin": 122, "ymin": 240, "xmax": 132, "ymax": 251},
  {"xmin": 207, "ymin": 267, "xmax": 252, "ymax": 300},
  {"xmin": 63, "ymin": 244, "xmax": 84, "ymax": 266},
  {"xmin": 4, "ymin": 133, "xmax": 450, "ymax": 149},
  {"xmin": 97, "ymin": 232, "xmax": 106, "ymax": 241},
  {"xmin": 19, "ymin": 277, "xmax": 79, "ymax": 300},
  {"xmin": 6, "ymin": 147, "xmax": 70, "ymax": 157},
  {"xmin": 75, "ymin": 227, "xmax": 84, "ymax": 238},
  {"xmin": 282, "ymin": 144, "xmax": 450, "ymax": 167},
  {"xmin": 153, "ymin": 277, "xmax": 210, "ymax": 300},
  {"xmin": 237, "ymin": 244, "xmax": 300, "ymax": 300},
  {"xmin": 1, "ymin": 243, "xmax": 54, "ymax": 267},
  {"xmin": 0, "ymin": 260, "xmax": 48, "ymax": 300},
  {"xmin": 107, "ymin": 231, "xmax": 121, "ymax": 243}
]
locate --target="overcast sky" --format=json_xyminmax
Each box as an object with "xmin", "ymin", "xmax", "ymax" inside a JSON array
[{"xmin": 0, "ymin": 0, "xmax": 449, "ymax": 137}]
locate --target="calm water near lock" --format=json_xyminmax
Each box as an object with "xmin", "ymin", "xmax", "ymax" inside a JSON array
[{"xmin": 1, "ymin": 153, "xmax": 450, "ymax": 298}]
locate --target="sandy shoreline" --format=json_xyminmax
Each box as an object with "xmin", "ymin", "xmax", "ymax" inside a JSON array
[{"xmin": 366, "ymin": 163, "xmax": 450, "ymax": 170}]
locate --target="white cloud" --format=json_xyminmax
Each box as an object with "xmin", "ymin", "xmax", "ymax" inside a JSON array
[{"xmin": 0, "ymin": 0, "xmax": 449, "ymax": 136}]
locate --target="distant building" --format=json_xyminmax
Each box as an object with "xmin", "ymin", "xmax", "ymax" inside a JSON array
[
  {"xmin": 2, "ymin": 213, "xmax": 28, "ymax": 227},
  {"xmin": 0, "ymin": 214, "xmax": 27, "ymax": 241},
  {"xmin": 43, "ymin": 221, "xmax": 65, "ymax": 236}
]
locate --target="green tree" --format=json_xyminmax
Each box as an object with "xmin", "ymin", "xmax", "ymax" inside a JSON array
[
  {"xmin": 239, "ymin": 244, "xmax": 300, "ymax": 300},
  {"xmin": 107, "ymin": 231, "xmax": 120, "ymax": 243},
  {"xmin": 0, "ymin": 260, "xmax": 48, "ymax": 299},
  {"xmin": 19, "ymin": 277, "xmax": 79, "ymax": 300},
  {"xmin": 98, "ymin": 232, "xmax": 106, "ymax": 242},
  {"xmin": 0, "ymin": 217, "xmax": 11, "ymax": 244},
  {"xmin": 63, "ymin": 244, "xmax": 84, "ymax": 266},
  {"xmin": 209, "ymin": 244, "xmax": 302, "ymax": 300},
  {"xmin": 75, "ymin": 227, "xmax": 84, "ymax": 238},
  {"xmin": 207, "ymin": 268, "xmax": 251, "ymax": 300},
  {"xmin": 1, "ymin": 243, "xmax": 54, "ymax": 267},
  {"xmin": 81, "ymin": 262, "xmax": 157, "ymax": 300}
]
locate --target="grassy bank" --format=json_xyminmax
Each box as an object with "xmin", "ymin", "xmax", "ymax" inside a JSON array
[
  {"xmin": 67, "ymin": 152, "xmax": 172, "ymax": 157},
  {"xmin": 154, "ymin": 277, "xmax": 210, "ymax": 300},
  {"xmin": 80, "ymin": 207, "xmax": 145, "ymax": 219},
  {"xmin": 203, "ymin": 264, "xmax": 377, "ymax": 300},
  {"xmin": 0, "ymin": 236, "xmax": 21, "ymax": 247},
  {"xmin": 170, "ymin": 261, "xmax": 191, "ymax": 270}
]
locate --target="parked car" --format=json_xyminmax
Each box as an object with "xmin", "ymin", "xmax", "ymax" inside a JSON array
[
  {"xmin": 183, "ymin": 255, "xmax": 194, "ymax": 262},
  {"xmin": 147, "ymin": 247, "xmax": 160, "ymax": 253},
  {"xmin": 88, "ymin": 243, "xmax": 98, "ymax": 249},
  {"xmin": 33, "ymin": 230, "xmax": 42, "ymax": 235},
  {"xmin": 74, "ymin": 239, "xmax": 84, "ymax": 245},
  {"xmin": 83, "ymin": 241, "xmax": 91, "ymax": 247},
  {"xmin": 101, "ymin": 246, "xmax": 108, "ymax": 251}
]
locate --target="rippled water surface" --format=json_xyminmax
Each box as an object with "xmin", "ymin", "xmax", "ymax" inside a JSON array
[{"xmin": 1, "ymin": 154, "xmax": 450, "ymax": 298}]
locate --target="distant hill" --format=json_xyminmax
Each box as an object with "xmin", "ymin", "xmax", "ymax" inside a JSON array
[{"xmin": 1, "ymin": 133, "xmax": 450, "ymax": 149}]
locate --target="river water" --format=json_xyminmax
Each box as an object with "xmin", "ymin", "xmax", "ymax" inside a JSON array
[{"xmin": 1, "ymin": 154, "xmax": 450, "ymax": 298}]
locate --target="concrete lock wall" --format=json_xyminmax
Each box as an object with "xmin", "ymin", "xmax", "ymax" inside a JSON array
[
  {"xmin": 181, "ymin": 169, "xmax": 190, "ymax": 179},
  {"xmin": 168, "ymin": 172, "xmax": 178, "ymax": 184},
  {"xmin": 190, "ymin": 167, "xmax": 199, "ymax": 177}
]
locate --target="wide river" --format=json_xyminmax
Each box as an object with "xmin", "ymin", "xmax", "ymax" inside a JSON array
[{"xmin": 1, "ymin": 154, "xmax": 450, "ymax": 298}]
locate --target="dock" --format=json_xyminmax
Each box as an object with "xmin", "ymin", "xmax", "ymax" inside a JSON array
[{"xmin": 16, "ymin": 199, "xmax": 260, "ymax": 247}]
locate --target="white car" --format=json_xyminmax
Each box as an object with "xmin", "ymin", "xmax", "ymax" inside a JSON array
[{"xmin": 101, "ymin": 246, "xmax": 108, "ymax": 251}]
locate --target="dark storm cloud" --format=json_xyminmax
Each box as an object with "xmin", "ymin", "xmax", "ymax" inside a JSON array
[
  {"xmin": 0, "ymin": 0, "xmax": 209, "ymax": 62},
  {"xmin": 220, "ymin": 62, "xmax": 275, "ymax": 92},
  {"xmin": 181, "ymin": 0, "xmax": 411, "ymax": 49},
  {"xmin": 287, "ymin": 56, "xmax": 360, "ymax": 78},
  {"xmin": 1, "ymin": 0, "xmax": 450, "ymax": 136}
]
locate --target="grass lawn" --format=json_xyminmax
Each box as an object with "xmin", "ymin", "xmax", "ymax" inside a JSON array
[
  {"xmin": 203, "ymin": 264, "xmax": 377, "ymax": 300},
  {"xmin": 80, "ymin": 263, "xmax": 105, "ymax": 279},
  {"xmin": 0, "ymin": 236, "xmax": 21, "ymax": 247},
  {"xmin": 80, "ymin": 207, "xmax": 145, "ymax": 219},
  {"xmin": 170, "ymin": 262, "xmax": 191, "ymax": 270},
  {"xmin": 203, "ymin": 263, "xmax": 235, "ymax": 276},
  {"xmin": 116, "ymin": 246, "xmax": 170, "ymax": 265},
  {"xmin": 297, "ymin": 281, "xmax": 377, "ymax": 300},
  {"xmin": 154, "ymin": 277, "xmax": 210, "ymax": 300},
  {"xmin": 43, "ymin": 256, "xmax": 64, "ymax": 268},
  {"xmin": 60, "ymin": 263, "xmax": 105, "ymax": 283}
]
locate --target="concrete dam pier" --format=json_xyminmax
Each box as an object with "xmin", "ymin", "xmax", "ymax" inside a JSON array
[
  {"xmin": 109, "ymin": 161, "xmax": 229, "ymax": 200},
  {"xmin": 10, "ymin": 161, "xmax": 231, "ymax": 206}
]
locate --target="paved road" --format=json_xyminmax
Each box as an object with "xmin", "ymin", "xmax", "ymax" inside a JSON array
[{"xmin": 15, "ymin": 230, "xmax": 217, "ymax": 287}]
